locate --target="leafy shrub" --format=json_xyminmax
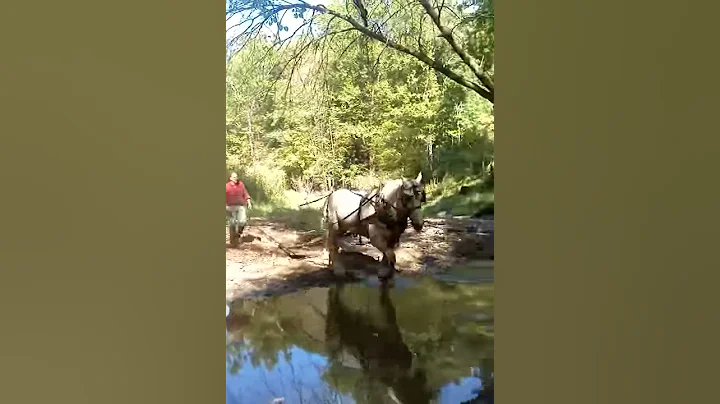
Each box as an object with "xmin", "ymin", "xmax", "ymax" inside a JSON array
[{"xmin": 226, "ymin": 162, "xmax": 287, "ymax": 205}]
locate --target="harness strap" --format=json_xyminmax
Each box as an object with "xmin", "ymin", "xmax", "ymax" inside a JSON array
[
  {"xmin": 323, "ymin": 182, "xmax": 422, "ymax": 228},
  {"xmin": 323, "ymin": 187, "xmax": 381, "ymax": 227},
  {"xmin": 297, "ymin": 192, "xmax": 332, "ymax": 208}
]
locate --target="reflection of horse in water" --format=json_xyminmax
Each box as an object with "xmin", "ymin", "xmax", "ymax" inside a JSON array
[{"xmin": 324, "ymin": 284, "xmax": 434, "ymax": 404}]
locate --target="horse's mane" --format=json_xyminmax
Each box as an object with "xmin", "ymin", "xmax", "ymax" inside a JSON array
[{"xmin": 378, "ymin": 179, "xmax": 404, "ymax": 203}]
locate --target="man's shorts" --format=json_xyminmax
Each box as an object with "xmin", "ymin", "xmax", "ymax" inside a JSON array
[{"xmin": 226, "ymin": 205, "xmax": 247, "ymax": 227}]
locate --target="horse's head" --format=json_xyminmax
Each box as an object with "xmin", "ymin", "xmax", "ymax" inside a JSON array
[
  {"xmin": 401, "ymin": 172, "xmax": 426, "ymax": 231},
  {"xmin": 378, "ymin": 172, "xmax": 427, "ymax": 232},
  {"xmin": 373, "ymin": 173, "xmax": 424, "ymax": 231}
]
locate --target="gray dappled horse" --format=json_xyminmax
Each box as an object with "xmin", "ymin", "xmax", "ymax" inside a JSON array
[{"xmin": 322, "ymin": 173, "xmax": 426, "ymax": 280}]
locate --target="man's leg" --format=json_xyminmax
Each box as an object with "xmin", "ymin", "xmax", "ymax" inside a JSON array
[
  {"xmin": 237, "ymin": 205, "xmax": 247, "ymax": 236},
  {"xmin": 226, "ymin": 206, "xmax": 239, "ymax": 246}
]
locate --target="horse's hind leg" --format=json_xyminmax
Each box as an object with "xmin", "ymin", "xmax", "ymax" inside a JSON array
[{"xmin": 327, "ymin": 229, "xmax": 346, "ymax": 277}]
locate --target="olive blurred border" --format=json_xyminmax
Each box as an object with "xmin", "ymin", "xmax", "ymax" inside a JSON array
[{"xmin": 1, "ymin": 0, "xmax": 717, "ymax": 403}]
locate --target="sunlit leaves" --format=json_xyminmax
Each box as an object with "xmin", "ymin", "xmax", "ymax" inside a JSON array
[{"xmin": 226, "ymin": 0, "xmax": 494, "ymax": 190}]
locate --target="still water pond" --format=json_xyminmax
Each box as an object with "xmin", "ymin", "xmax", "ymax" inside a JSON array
[{"xmin": 226, "ymin": 275, "xmax": 494, "ymax": 404}]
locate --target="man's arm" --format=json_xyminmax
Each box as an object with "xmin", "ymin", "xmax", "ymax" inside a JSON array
[
  {"xmin": 225, "ymin": 183, "xmax": 231, "ymax": 207},
  {"xmin": 240, "ymin": 182, "xmax": 252, "ymax": 207}
]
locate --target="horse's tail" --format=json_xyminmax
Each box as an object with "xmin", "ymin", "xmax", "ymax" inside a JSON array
[{"xmin": 320, "ymin": 191, "xmax": 332, "ymax": 231}]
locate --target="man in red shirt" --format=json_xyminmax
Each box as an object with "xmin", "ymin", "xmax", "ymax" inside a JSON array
[{"xmin": 226, "ymin": 172, "xmax": 252, "ymax": 246}]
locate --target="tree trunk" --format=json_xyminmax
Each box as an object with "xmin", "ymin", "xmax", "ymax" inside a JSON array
[{"xmin": 246, "ymin": 103, "xmax": 256, "ymax": 165}]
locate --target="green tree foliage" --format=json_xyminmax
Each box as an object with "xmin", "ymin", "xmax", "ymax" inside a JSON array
[
  {"xmin": 227, "ymin": 0, "xmax": 494, "ymax": 103},
  {"xmin": 225, "ymin": 0, "xmax": 494, "ymax": 200}
]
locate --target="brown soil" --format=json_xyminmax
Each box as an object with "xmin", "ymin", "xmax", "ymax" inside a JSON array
[{"xmin": 226, "ymin": 216, "xmax": 493, "ymax": 301}]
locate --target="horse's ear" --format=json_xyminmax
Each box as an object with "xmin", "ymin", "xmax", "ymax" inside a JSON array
[{"xmin": 415, "ymin": 172, "xmax": 423, "ymax": 183}]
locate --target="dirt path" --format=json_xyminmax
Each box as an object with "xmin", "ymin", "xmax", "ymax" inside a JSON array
[{"xmin": 226, "ymin": 215, "xmax": 494, "ymax": 301}]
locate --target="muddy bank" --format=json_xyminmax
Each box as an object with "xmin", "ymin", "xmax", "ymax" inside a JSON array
[{"xmin": 226, "ymin": 215, "xmax": 494, "ymax": 301}]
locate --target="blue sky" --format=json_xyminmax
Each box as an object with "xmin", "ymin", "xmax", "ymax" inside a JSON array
[{"xmin": 226, "ymin": 0, "xmax": 329, "ymax": 45}]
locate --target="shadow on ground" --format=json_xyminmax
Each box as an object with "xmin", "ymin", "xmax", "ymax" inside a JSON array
[
  {"xmin": 226, "ymin": 212, "xmax": 494, "ymax": 300},
  {"xmin": 228, "ymin": 251, "xmax": 391, "ymax": 300},
  {"xmin": 225, "ymin": 234, "xmax": 261, "ymax": 248}
]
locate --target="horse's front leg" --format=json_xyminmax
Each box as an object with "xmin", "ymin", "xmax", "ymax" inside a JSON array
[
  {"xmin": 384, "ymin": 249, "xmax": 397, "ymax": 279},
  {"xmin": 369, "ymin": 224, "xmax": 396, "ymax": 281}
]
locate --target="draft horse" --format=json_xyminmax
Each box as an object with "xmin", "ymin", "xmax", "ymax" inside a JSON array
[{"xmin": 322, "ymin": 173, "xmax": 427, "ymax": 280}]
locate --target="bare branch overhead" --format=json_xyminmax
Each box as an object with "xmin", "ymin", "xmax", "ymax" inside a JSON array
[{"xmin": 226, "ymin": 0, "xmax": 494, "ymax": 103}]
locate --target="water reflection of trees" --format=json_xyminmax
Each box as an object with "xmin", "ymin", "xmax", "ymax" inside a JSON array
[{"xmin": 226, "ymin": 278, "xmax": 494, "ymax": 403}]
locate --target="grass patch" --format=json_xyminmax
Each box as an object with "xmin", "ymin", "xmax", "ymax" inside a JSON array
[
  {"xmin": 423, "ymin": 176, "xmax": 494, "ymax": 217},
  {"xmin": 249, "ymin": 190, "xmax": 325, "ymax": 232}
]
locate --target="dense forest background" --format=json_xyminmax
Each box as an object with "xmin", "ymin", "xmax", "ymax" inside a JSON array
[{"xmin": 226, "ymin": 0, "xmax": 494, "ymax": 217}]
